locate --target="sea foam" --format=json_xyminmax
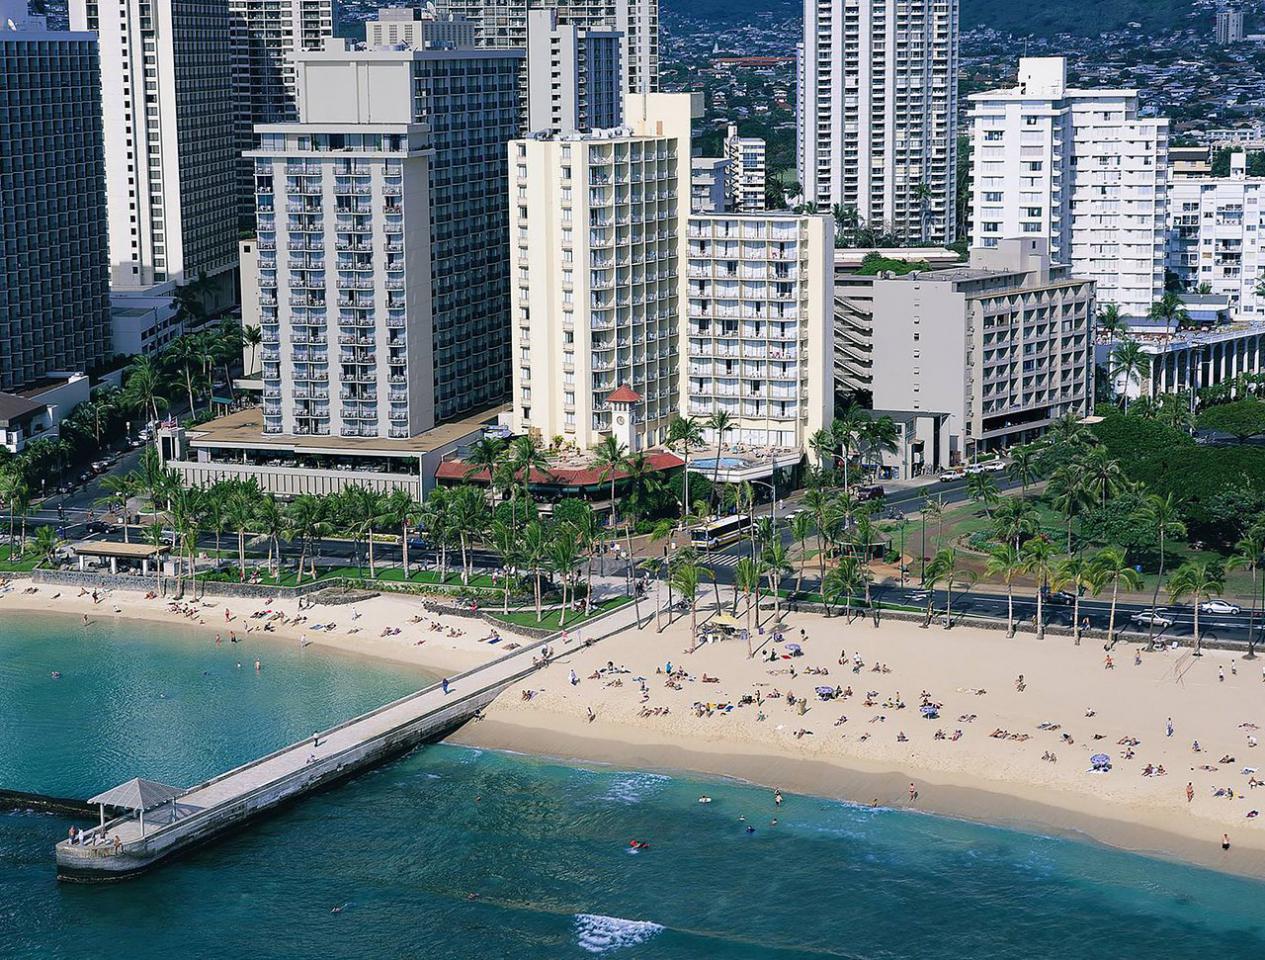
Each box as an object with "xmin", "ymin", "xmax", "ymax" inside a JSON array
[{"xmin": 573, "ymin": 914, "xmax": 665, "ymax": 954}]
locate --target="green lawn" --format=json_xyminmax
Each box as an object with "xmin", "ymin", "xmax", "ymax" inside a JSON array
[
  {"xmin": 486, "ymin": 596, "xmax": 633, "ymax": 631},
  {"xmin": 0, "ymin": 546, "xmax": 39, "ymax": 572},
  {"xmin": 197, "ymin": 564, "xmax": 510, "ymax": 590}
]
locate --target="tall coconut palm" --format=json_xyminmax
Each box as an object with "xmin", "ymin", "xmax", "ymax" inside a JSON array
[
  {"xmin": 463, "ymin": 435, "xmax": 507, "ymax": 489},
  {"xmin": 734, "ymin": 556, "xmax": 763, "ymax": 652},
  {"xmin": 984, "ymin": 543, "xmax": 1023, "ymax": 637},
  {"xmin": 448, "ymin": 484, "xmax": 488, "ymax": 585},
  {"xmin": 858, "ymin": 416, "xmax": 899, "ymax": 477},
  {"xmin": 808, "ymin": 427, "xmax": 835, "ymax": 473},
  {"xmin": 97, "ymin": 472, "xmax": 142, "ymax": 544},
  {"xmin": 1090, "ymin": 546, "xmax": 1143, "ymax": 647},
  {"xmin": 823, "ymin": 557, "xmax": 861, "ymax": 622},
  {"xmin": 992, "ymin": 496, "xmax": 1038, "ymax": 553},
  {"xmin": 285, "ymin": 494, "xmax": 327, "ymax": 584},
  {"xmin": 1048, "ymin": 464, "xmax": 1091, "ymax": 553},
  {"xmin": 1096, "ymin": 302, "xmax": 1127, "ymax": 341},
  {"xmin": 591, "ymin": 434, "xmax": 628, "ymax": 537},
  {"xmin": 548, "ymin": 533, "xmax": 582, "ymax": 627},
  {"xmin": 966, "ymin": 472, "xmax": 1000, "ymax": 517},
  {"xmin": 671, "ymin": 557, "xmax": 703, "ymax": 651},
  {"xmin": 925, "ymin": 547, "xmax": 971, "ymax": 630},
  {"xmin": 489, "ymin": 518, "xmax": 522, "ymax": 614},
  {"xmin": 521, "ymin": 520, "xmax": 550, "ymax": 622},
  {"xmin": 790, "ymin": 511, "xmax": 814, "ymax": 595},
  {"xmin": 761, "ymin": 539, "xmax": 792, "ymax": 621},
  {"xmin": 1167, "ymin": 560, "xmax": 1226, "ymax": 656},
  {"xmin": 143, "ymin": 522, "xmax": 167, "ymax": 592},
  {"xmin": 1053, "ymin": 553, "xmax": 1093, "ymax": 644},
  {"xmin": 1229, "ymin": 524, "xmax": 1265, "ymax": 659},
  {"xmin": 705, "ymin": 410, "xmax": 734, "ymax": 508},
  {"xmin": 226, "ymin": 481, "xmax": 259, "ymax": 580},
  {"xmin": 1020, "ymin": 536, "xmax": 1056, "ymax": 639},
  {"xmin": 830, "ymin": 408, "xmax": 867, "ymax": 490},
  {"xmin": 242, "ymin": 323, "xmax": 263, "ymax": 375},
  {"xmin": 121, "ymin": 354, "xmax": 169, "ymax": 428},
  {"xmin": 1111, "ymin": 339, "xmax": 1152, "ymax": 413},
  {"xmin": 1006, "ymin": 444, "xmax": 1041, "ymax": 499},
  {"xmin": 382, "ymin": 489, "xmax": 421, "ymax": 578},
  {"xmin": 1077, "ymin": 446, "xmax": 1125, "ymax": 509},
  {"xmin": 1138, "ymin": 493, "xmax": 1187, "ymax": 645},
  {"xmin": 254, "ymin": 494, "xmax": 285, "ymax": 578},
  {"xmin": 1149, "ymin": 291, "xmax": 1190, "ymax": 331},
  {"xmin": 667, "ymin": 414, "xmax": 704, "ymax": 522}
]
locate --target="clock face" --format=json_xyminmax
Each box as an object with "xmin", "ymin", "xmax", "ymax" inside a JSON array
[{"xmin": 616, "ymin": 416, "xmax": 626, "ymax": 426}]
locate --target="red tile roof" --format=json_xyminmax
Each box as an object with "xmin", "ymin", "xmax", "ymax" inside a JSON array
[
  {"xmin": 436, "ymin": 450, "xmax": 683, "ymax": 487},
  {"xmin": 606, "ymin": 384, "xmax": 641, "ymax": 403}
]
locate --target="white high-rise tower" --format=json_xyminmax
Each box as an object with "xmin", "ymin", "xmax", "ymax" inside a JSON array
[
  {"xmin": 70, "ymin": 0, "xmax": 239, "ymax": 291},
  {"xmin": 798, "ymin": 0, "xmax": 959, "ymax": 243}
]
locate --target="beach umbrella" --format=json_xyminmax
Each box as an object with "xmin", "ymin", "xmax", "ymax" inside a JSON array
[
  {"xmin": 919, "ymin": 704, "xmax": 939, "ymax": 717},
  {"xmin": 1090, "ymin": 754, "xmax": 1111, "ymax": 770},
  {"xmin": 784, "ymin": 642, "xmax": 802, "ymax": 654},
  {"xmin": 815, "ymin": 685, "xmax": 834, "ymax": 697}
]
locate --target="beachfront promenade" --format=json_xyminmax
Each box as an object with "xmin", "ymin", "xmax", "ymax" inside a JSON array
[{"xmin": 55, "ymin": 601, "xmax": 650, "ymax": 881}]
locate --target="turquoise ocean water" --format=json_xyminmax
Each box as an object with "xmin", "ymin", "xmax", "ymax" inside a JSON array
[{"xmin": 3, "ymin": 613, "xmax": 1265, "ymax": 959}]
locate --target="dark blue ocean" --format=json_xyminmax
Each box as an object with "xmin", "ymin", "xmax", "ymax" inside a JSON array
[{"xmin": 3, "ymin": 613, "xmax": 1264, "ymax": 959}]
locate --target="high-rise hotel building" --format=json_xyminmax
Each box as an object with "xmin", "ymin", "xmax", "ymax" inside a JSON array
[
  {"xmin": 0, "ymin": 0, "xmax": 111, "ymax": 391},
  {"xmin": 251, "ymin": 22, "xmax": 521, "ymax": 439},
  {"xmin": 968, "ymin": 57, "xmax": 1168, "ymax": 319},
  {"xmin": 229, "ymin": 0, "xmax": 334, "ymax": 224},
  {"xmin": 526, "ymin": 7, "xmax": 622, "ymax": 134},
  {"xmin": 798, "ymin": 0, "xmax": 958, "ymax": 243},
  {"xmin": 447, "ymin": 0, "xmax": 659, "ymax": 96},
  {"xmin": 71, "ymin": 0, "xmax": 239, "ymax": 289},
  {"xmin": 684, "ymin": 213, "xmax": 833, "ymax": 450},
  {"xmin": 511, "ymin": 94, "xmax": 694, "ymax": 451}
]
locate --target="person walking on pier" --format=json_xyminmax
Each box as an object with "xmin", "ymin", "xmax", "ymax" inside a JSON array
[{"xmin": 442, "ymin": 678, "xmax": 450, "ymax": 695}]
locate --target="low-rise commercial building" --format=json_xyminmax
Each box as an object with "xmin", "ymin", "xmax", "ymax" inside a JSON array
[{"xmin": 868, "ymin": 239, "xmax": 1095, "ymax": 461}]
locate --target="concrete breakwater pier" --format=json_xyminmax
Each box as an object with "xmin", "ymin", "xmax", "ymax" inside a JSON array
[{"xmin": 54, "ymin": 639, "xmax": 552, "ymax": 882}]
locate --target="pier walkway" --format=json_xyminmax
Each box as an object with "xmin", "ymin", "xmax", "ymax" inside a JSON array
[{"xmin": 56, "ymin": 601, "xmax": 647, "ymax": 881}]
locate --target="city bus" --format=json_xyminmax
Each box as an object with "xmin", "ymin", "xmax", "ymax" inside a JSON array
[{"xmin": 690, "ymin": 514, "xmax": 750, "ymax": 551}]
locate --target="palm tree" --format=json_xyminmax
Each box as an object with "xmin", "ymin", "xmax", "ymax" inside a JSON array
[
  {"xmin": 1167, "ymin": 560, "xmax": 1226, "ymax": 655},
  {"xmin": 762, "ymin": 539, "xmax": 792, "ymax": 621},
  {"xmin": 167, "ymin": 334, "xmax": 204, "ymax": 416},
  {"xmin": 1096, "ymin": 303, "xmax": 1127, "ymax": 341},
  {"xmin": 925, "ymin": 548, "xmax": 971, "ymax": 630},
  {"xmin": 1020, "ymin": 536, "xmax": 1056, "ymax": 639},
  {"xmin": 226, "ymin": 481, "xmax": 259, "ymax": 580},
  {"xmin": 121, "ymin": 355, "xmax": 168, "ymax": 427},
  {"xmin": 922, "ymin": 495, "xmax": 946, "ymax": 552},
  {"xmin": 984, "ymin": 543, "xmax": 1023, "ymax": 637},
  {"xmin": 1111, "ymin": 340, "xmax": 1152, "ymax": 413},
  {"xmin": 1006, "ymin": 445, "xmax": 1042, "ymax": 498},
  {"xmin": 992, "ymin": 496, "xmax": 1038, "ymax": 552},
  {"xmin": 790, "ymin": 511, "xmax": 813, "ymax": 595},
  {"xmin": 1150, "ymin": 291, "xmax": 1191, "ymax": 331},
  {"xmin": 448, "ymin": 484, "xmax": 488, "ymax": 585},
  {"xmin": 463, "ymin": 435, "xmax": 507, "ymax": 489},
  {"xmin": 548, "ymin": 533, "xmax": 582, "ymax": 627},
  {"xmin": 823, "ymin": 558, "xmax": 861, "ymax": 622},
  {"xmin": 521, "ymin": 520, "xmax": 550, "ymax": 622},
  {"xmin": 382, "ymin": 489, "xmax": 421, "ymax": 579},
  {"xmin": 1054, "ymin": 554, "xmax": 1093, "ymax": 644},
  {"xmin": 858, "ymin": 416, "xmax": 900, "ymax": 477},
  {"xmin": 242, "ymin": 323, "xmax": 263, "ymax": 375},
  {"xmin": 734, "ymin": 555, "xmax": 763, "ymax": 650},
  {"xmin": 1048, "ymin": 464, "xmax": 1091, "ymax": 553},
  {"xmin": 1078, "ymin": 447, "xmax": 1125, "ymax": 508},
  {"xmin": 705, "ymin": 410, "xmax": 734, "ymax": 507},
  {"xmin": 966, "ymin": 472, "xmax": 1000, "ymax": 517},
  {"xmin": 802, "ymin": 488, "xmax": 830, "ymax": 590},
  {"xmin": 97, "ymin": 472, "xmax": 142, "ymax": 543},
  {"xmin": 489, "ymin": 518, "xmax": 522, "ymax": 614},
  {"xmin": 591, "ymin": 434, "xmax": 628, "ymax": 536},
  {"xmin": 30, "ymin": 524, "xmax": 61, "ymax": 568},
  {"xmin": 254, "ymin": 494, "xmax": 285, "ymax": 578},
  {"xmin": 1090, "ymin": 546, "xmax": 1143, "ymax": 647},
  {"xmin": 1228, "ymin": 524, "xmax": 1265, "ymax": 659},
  {"xmin": 667, "ymin": 414, "xmax": 704, "ymax": 522},
  {"xmin": 1138, "ymin": 493, "xmax": 1187, "ymax": 645},
  {"xmin": 508, "ymin": 434, "xmax": 552, "ymax": 519},
  {"xmin": 143, "ymin": 522, "xmax": 167, "ymax": 592},
  {"xmin": 285, "ymin": 494, "xmax": 326, "ymax": 584},
  {"xmin": 671, "ymin": 558, "xmax": 703, "ymax": 651},
  {"xmin": 808, "ymin": 427, "xmax": 835, "ymax": 472},
  {"xmin": 831, "ymin": 409, "xmax": 867, "ymax": 490},
  {"xmin": 567, "ymin": 504, "xmax": 604, "ymax": 612}
]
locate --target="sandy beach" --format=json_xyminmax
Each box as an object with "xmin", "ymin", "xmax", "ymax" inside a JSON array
[
  {"xmin": 450, "ymin": 602, "xmax": 1265, "ymax": 879},
  {"xmin": 7, "ymin": 576, "xmax": 1265, "ymax": 878},
  {"xmin": 0, "ymin": 580, "xmax": 512, "ymax": 678}
]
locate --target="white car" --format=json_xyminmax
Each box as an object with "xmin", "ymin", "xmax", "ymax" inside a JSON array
[
  {"xmin": 1199, "ymin": 600, "xmax": 1241, "ymax": 616},
  {"xmin": 1130, "ymin": 610, "xmax": 1174, "ymax": 629},
  {"xmin": 938, "ymin": 470, "xmax": 964, "ymax": 482},
  {"xmin": 983, "ymin": 461, "xmax": 1007, "ymax": 473}
]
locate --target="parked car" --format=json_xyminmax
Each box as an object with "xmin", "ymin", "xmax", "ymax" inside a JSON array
[
  {"xmin": 1130, "ymin": 610, "xmax": 1174, "ymax": 629},
  {"xmin": 1199, "ymin": 600, "xmax": 1241, "ymax": 616}
]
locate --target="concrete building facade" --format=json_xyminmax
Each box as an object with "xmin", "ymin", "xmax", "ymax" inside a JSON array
[
  {"xmin": 690, "ymin": 157, "xmax": 729, "ymax": 214},
  {"xmin": 446, "ymin": 0, "xmax": 658, "ymax": 95},
  {"xmin": 798, "ymin": 0, "xmax": 959, "ymax": 244},
  {"xmin": 968, "ymin": 57, "xmax": 1168, "ymax": 320},
  {"xmin": 284, "ymin": 27, "xmax": 523, "ymax": 426},
  {"xmin": 1216, "ymin": 8, "xmax": 1245, "ymax": 45},
  {"xmin": 229, "ymin": 0, "xmax": 334, "ymax": 224},
  {"xmin": 1168, "ymin": 152, "xmax": 1265, "ymax": 319},
  {"xmin": 684, "ymin": 212, "xmax": 833, "ymax": 452},
  {"xmin": 526, "ymin": 7, "xmax": 622, "ymax": 135},
  {"xmin": 0, "ymin": 1, "xmax": 111, "ymax": 392},
  {"xmin": 724, "ymin": 123, "xmax": 766, "ymax": 212},
  {"xmin": 71, "ymin": 0, "xmax": 239, "ymax": 290},
  {"xmin": 868, "ymin": 239, "xmax": 1095, "ymax": 460},
  {"xmin": 511, "ymin": 94, "xmax": 695, "ymax": 451}
]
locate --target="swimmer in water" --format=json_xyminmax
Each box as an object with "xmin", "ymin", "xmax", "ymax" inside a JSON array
[
  {"xmin": 51, "ymin": 671, "xmax": 62, "ymax": 679},
  {"xmin": 745, "ymin": 825, "xmax": 755, "ymax": 834},
  {"xmin": 254, "ymin": 659, "xmax": 261, "ymax": 672}
]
